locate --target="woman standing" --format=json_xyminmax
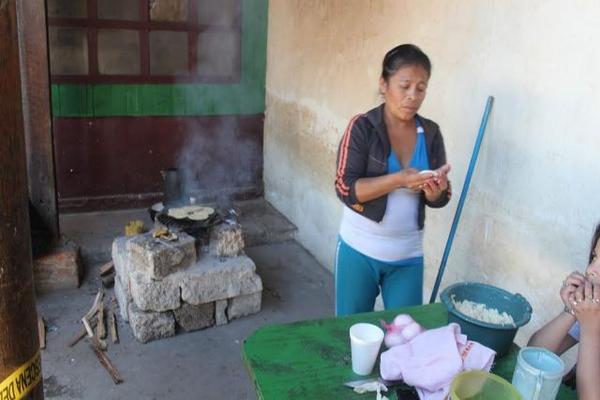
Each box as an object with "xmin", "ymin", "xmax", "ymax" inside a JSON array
[{"xmin": 335, "ymin": 44, "xmax": 451, "ymax": 316}]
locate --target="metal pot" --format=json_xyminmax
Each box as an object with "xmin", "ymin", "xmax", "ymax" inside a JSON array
[{"xmin": 160, "ymin": 167, "xmax": 183, "ymax": 207}]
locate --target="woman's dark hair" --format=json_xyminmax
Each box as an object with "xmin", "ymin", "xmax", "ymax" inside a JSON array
[
  {"xmin": 590, "ymin": 223, "xmax": 600, "ymax": 263},
  {"xmin": 381, "ymin": 44, "xmax": 431, "ymax": 81}
]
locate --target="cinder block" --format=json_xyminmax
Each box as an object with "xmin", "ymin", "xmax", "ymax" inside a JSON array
[
  {"xmin": 210, "ymin": 224, "xmax": 244, "ymax": 257},
  {"xmin": 114, "ymin": 277, "xmax": 131, "ymax": 322},
  {"xmin": 173, "ymin": 302, "xmax": 215, "ymax": 331},
  {"xmin": 127, "ymin": 232, "xmax": 196, "ymax": 279},
  {"xmin": 112, "ymin": 236, "xmax": 132, "ymax": 279},
  {"xmin": 215, "ymin": 300, "xmax": 228, "ymax": 326},
  {"xmin": 227, "ymin": 292, "xmax": 262, "ymax": 321},
  {"xmin": 128, "ymin": 303, "xmax": 176, "ymax": 343},
  {"xmin": 180, "ymin": 253, "xmax": 262, "ymax": 305},
  {"xmin": 129, "ymin": 270, "xmax": 181, "ymax": 312}
]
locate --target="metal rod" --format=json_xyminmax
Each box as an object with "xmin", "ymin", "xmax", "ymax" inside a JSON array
[{"xmin": 429, "ymin": 96, "xmax": 495, "ymax": 304}]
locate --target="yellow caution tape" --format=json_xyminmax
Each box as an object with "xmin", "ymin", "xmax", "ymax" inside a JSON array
[{"xmin": 0, "ymin": 351, "xmax": 41, "ymax": 400}]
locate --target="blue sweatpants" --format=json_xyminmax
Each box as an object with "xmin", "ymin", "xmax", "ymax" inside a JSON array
[{"xmin": 335, "ymin": 239, "xmax": 424, "ymax": 316}]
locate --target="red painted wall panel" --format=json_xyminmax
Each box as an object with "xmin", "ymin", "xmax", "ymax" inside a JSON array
[{"xmin": 53, "ymin": 114, "xmax": 263, "ymax": 211}]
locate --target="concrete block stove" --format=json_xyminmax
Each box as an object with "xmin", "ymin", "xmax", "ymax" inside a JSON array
[{"xmin": 112, "ymin": 225, "xmax": 262, "ymax": 343}]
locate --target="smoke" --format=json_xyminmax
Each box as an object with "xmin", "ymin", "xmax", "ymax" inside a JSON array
[{"xmin": 177, "ymin": 117, "xmax": 261, "ymax": 207}]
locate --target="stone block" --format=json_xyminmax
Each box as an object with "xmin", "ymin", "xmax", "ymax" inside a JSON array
[
  {"xmin": 128, "ymin": 303, "xmax": 175, "ymax": 343},
  {"xmin": 210, "ymin": 224, "xmax": 244, "ymax": 257},
  {"xmin": 127, "ymin": 232, "xmax": 196, "ymax": 279},
  {"xmin": 180, "ymin": 253, "xmax": 263, "ymax": 305},
  {"xmin": 33, "ymin": 239, "xmax": 82, "ymax": 293},
  {"xmin": 173, "ymin": 302, "xmax": 215, "ymax": 332},
  {"xmin": 112, "ymin": 236, "xmax": 132, "ymax": 282},
  {"xmin": 215, "ymin": 300, "xmax": 228, "ymax": 326},
  {"xmin": 114, "ymin": 278, "xmax": 131, "ymax": 322},
  {"xmin": 227, "ymin": 292, "xmax": 262, "ymax": 321},
  {"xmin": 129, "ymin": 271, "xmax": 180, "ymax": 312}
]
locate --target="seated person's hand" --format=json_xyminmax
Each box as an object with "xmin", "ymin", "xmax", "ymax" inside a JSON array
[
  {"xmin": 562, "ymin": 271, "xmax": 587, "ymax": 313},
  {"xmin": 571, "ymin": 278, "xmax": 600, "ymax": 334}
]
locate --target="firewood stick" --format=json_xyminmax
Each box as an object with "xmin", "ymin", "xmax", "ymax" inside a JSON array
[
  {"xmin": 99, "ymin": 261, "xmax": 114, "ymax": 276},
  {"xmin": 68, "ymin": 320, "xmax": 97, "ymax": 347},
  {"xmin": 82, "ymin": 290, "xmax": 104, "ymax": 337},
  {"xmin": 89, "ymin": 337, "xmax": 123, "ymax": 384},
  {"xmin": 38, "ymin": 316, "xmax": 45, "ymax": 350},
  {"xmin": 82, "ymin": 317, "xmax": 94, "ymax": 337},
  {"xmin": 97, "ymin": 301, "xmax": 106, "ymax": 340},
  {"xmin": 85, "ymin": 290, "xmax": 104, "ymax": 320},
  {"xmin": 108, "ymin": 309, "xmax": 119, "ymax": 344}
]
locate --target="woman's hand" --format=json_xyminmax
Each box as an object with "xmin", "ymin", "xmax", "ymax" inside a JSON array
[
  {"xmin": 422, "ymin": 164, "xmax": 451, "ymax": 201},
  {"xmin": 396, "ymin": 168, "xmax": 434, "ymax": 191},
  {"xmin": 562, "ymin": 271, "xmax": 587, "ymax": 313},
  {"xmin": 571, "ymin": 279, "xmax": 600, "ymax": 334}
]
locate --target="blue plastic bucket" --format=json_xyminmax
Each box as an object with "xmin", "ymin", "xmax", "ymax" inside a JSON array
[{"xmin": 440, "ymin": 282, "xmax": 532, "ymax": 356}]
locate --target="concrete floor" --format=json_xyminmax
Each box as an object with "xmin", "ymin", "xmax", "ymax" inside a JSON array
[{"xmin": 39, "ymin": 199, "xmax": 334, "ymax": 399}]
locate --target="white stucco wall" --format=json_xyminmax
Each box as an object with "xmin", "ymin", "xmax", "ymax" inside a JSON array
[{"xmin": 263, "ymin": 0, "xmax": 600, "ymax": 350}]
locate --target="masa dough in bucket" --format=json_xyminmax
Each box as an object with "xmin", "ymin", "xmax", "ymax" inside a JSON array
[{"xmin": 451, "ymin": 295, "xmax": 515, "ymax": 326}]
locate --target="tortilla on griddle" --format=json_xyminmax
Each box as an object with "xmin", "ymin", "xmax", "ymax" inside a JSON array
[{"xmin": 167, "ymin": 205, "xmax": 214, "ymax": 220}]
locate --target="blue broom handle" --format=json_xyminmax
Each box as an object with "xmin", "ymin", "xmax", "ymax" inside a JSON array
[{"xmin": 429, "ymin": 96, "xmax": 494, "ymax": 304}]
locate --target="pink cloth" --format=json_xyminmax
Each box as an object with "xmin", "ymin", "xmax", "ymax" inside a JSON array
[{"xmin": 380, "ymin": 323, "xmax": 495, "ymax": 400}]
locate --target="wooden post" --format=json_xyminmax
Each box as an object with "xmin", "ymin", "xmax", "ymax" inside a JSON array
[
  {"xmin": 0, "ymin": 1, "xmax": 44, "ymax": 398},
  {"xmin": 17, "ymin": 0, "xmax": 59, "ymax": 241}
]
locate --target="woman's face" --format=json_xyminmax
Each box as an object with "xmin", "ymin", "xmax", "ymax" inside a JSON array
[
  {"xmin": 585, "ymin": 238, "xmax": 600, "ymax": 283},
  {"xmin": 379, "ymin": 64, "xmax": 429, "ymax": 122}
]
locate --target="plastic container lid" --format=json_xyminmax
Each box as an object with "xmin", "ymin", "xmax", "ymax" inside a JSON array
[{"xmin": 450, "ymin": 370, "xmax": 522, "ymax": 400}]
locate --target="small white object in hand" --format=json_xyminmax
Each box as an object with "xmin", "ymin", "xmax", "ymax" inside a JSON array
[{"xmin": 419, "ymin": 169, "xmax": 438, "ymax": 177}]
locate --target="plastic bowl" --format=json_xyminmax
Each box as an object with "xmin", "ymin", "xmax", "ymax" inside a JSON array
[
  {"xmin": 440, "ymin": 282, "xmax": 532, "ymax": 357},
  {"xmin": 450, "ymin": 370, "xmax": 522, "ymax": 400}
]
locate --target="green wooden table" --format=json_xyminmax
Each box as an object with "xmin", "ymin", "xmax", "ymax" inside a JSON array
[{"xmin": 243, "ymin": 303, "xmax": 577, "ymax": 400}]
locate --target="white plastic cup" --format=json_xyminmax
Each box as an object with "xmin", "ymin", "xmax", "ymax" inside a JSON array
[{"xmin": 349, "ymin": 323, "xmax": 384, "ymax": 375}]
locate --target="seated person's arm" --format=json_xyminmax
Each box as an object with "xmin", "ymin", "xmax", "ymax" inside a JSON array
[
  {"xmin": 528, "ymin": 271, "xmax": 584, "ymax": 354},
  {"xmin": 576, "ymin": 332, "xmax": 600, "ymax": 400},
  {"xmin": 574, "ymin": 280, "xmax": 600, "ymax": 400},
  {"xmin": 527, "ymin": 312, "xmax": 577, "ymax": 354}
]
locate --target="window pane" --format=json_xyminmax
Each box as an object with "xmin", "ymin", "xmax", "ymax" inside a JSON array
[
  {"xmin": 149, "ymin": 31, "xmax": 188, "ymax": 75},
  {"xmin": 47, "ymin": 0, "xmax": 87, "ymax": 18},
  {"xmin": 48, "ymin": 27, "xmax": 88, "ymax": 75},
  {"xmin": 98, "ymin": 0, "xmax": 139, "ymax": 20},
  {"xmin": 98, "ymin": 30, "xmax": 140, "ymax": 75},
  {"xmin": 149, "ymin": 0, "xmax": 189, "ymax": 22},
  {"xmin": 197, "ymin": 30, "xmax": 237, "ymax": 77},
  {"xmin": 197, "ymin": 0, "xmax": 238, "ymax": 27}
]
